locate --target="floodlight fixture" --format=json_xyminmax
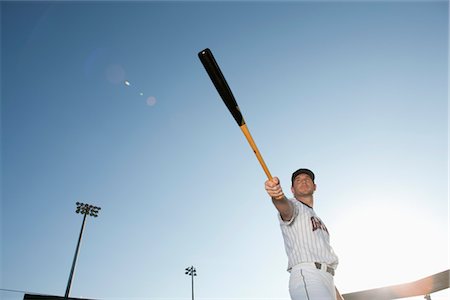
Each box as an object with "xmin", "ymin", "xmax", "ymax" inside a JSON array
[
  {"xmin": 185, "ymin": 265, "xmax": 197, "ymax": 300},
  {"xmin": 65, "ymin": 202, "xmax": 101, "ymax": 298}
]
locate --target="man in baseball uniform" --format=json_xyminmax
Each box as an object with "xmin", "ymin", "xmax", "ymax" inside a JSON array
[{"xmin": 265, "ymin": 168, "xmax": 343, "ymax": 300}]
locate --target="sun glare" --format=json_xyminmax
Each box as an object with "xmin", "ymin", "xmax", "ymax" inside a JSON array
[{"xmin": 334, "ymin": 202, "xmax": 447, "ymax": 297}]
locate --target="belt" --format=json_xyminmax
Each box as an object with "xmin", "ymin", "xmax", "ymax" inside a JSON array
[{"xmin": 314, "ymin": 262, "xmax": 335, "ymax": 276}]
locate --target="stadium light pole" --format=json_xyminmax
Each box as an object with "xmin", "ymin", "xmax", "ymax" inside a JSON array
[
  {"xmin": 184, "ymin": 266, "xmax": 197, "ymax": 300},
  {"xmin": 64, "ymin": 202, "xmax": 101, "ymax": 298}
]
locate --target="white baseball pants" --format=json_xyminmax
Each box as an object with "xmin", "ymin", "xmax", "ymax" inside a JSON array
[{"xmin": 289, "ymin": 263, "xmax": 336, "ymax": 300}]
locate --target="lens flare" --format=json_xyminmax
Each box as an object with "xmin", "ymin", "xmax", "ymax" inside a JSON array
[{"xmin": 146, "ymin": 96, "xmax": 157, "ymax": 106}]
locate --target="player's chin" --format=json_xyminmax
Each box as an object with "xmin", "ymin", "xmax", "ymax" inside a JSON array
[{"xmin": 298, "ymin": 189, "xmax": 314, "ymax": 196}]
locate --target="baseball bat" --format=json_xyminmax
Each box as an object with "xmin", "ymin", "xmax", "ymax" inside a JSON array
[{"xmin": 198, "ymin": 48, "xmax": 273, "ymax": 180}]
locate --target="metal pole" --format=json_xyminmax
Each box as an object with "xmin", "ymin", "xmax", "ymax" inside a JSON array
[
  {"xmin": 65, "ymin": 213, "xmax": 87, "ymax": 298},
  {"xmin": 191, "ymin": 266, "xmax": 194, "ymax": 300}
]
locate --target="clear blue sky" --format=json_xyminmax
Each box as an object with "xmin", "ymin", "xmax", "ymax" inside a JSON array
[{"xmin": 1, "ymin": 1, "xmax": 448, "ymax": 300}]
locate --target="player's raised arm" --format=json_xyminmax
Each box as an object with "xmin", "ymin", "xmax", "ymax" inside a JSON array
[{"xmin": 265, "ymin": 177, "xmax": 293, "ymax": 221}]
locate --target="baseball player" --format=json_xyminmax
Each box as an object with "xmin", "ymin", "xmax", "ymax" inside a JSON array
[{"xmin": 265, "ymin": 168, "xmax": 343, "ymax": 300}]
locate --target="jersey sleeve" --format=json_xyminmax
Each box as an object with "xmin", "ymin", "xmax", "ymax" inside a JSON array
[{"xmin": 278, "ymin": 198, "xmax": 299, "ymax": 226}]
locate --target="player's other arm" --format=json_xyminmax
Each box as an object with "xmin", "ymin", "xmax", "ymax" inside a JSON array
[
  {"xmin": 335, "ymin": 287, "xmax": 344, "ymax": 300},
  {"xmin": 265, "ymin": 177, "xmax": 293, "ymax": 221}
]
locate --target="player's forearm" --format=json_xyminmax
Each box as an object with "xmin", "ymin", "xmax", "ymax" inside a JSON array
[
  {"xmin": 272, "ymin": 196, "xmax": 293, "ymax": 221},
  {"xmin": 335, "ymin": 287, "xmax": 344, "ymax": 300}
]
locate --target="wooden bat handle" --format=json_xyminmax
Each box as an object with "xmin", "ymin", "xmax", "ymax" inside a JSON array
[{"xmin": 240, "ymin": 124, "xmax": 273, "ymax": 180}]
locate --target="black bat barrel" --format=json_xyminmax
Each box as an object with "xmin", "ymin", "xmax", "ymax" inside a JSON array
[{"xmin": 198, "ymin": 48, "xmax": 245, "ymax": 126}]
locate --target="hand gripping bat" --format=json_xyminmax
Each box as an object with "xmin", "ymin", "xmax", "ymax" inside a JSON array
[{"xmin": 198, "ymin": 48, "xmax": 273, "ymax": 180}]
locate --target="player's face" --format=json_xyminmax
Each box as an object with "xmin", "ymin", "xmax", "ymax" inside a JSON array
[{"xmin": 291, "ymin": 173, "xmax": 316, "ymax": 197}]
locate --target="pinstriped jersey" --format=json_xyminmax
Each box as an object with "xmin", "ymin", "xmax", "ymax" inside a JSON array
[{"xmin": 279, "ymin": 198, "xmax": 339, "ymax": 272}]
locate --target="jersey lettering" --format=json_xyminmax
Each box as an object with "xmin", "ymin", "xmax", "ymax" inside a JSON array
[{"xmin": 311, "ymin": 216, "xmax": 329, "ymax": 234}]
